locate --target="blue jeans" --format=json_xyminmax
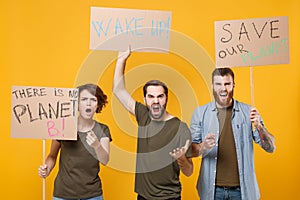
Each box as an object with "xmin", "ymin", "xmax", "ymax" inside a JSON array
[
  {"xmin": 214, "ymin": 186, "xmax": 241, "ymax": 200},
  {"xmin": 53, "ymin": 195, "xmax": 103, "ymax": 200}
]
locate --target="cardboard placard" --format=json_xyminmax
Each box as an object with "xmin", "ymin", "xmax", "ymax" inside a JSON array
[
  {"xmin": 90, "ymin": 7, "xmax": 172, "ymax": 53},
  {"xmin": 215, "ymin": 16, "xmax": 289, "ymax": 67},
  {"xmin": 11, "ymin": 86, "xmax": 78, "ymax": 140}
]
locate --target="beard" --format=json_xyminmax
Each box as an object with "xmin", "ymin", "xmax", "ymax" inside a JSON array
[
  {"xmin": 213, "ymin": 89, "xmax": 234, "ymax": 108},
  {"xmin": 148, "ymin": 102, "xmax": 167, "ymax": 120}
]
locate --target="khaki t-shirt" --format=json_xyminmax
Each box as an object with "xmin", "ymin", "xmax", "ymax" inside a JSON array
[
  {"xmin": 53, "ymin": 121, "xmax": 111, "ymax": 199},
  {"xmin": 216, "ymin": 106, "xmax": 240, "ymax": 187},
  {"xmin": 134, "ymin": 102, "xmax": 192, "ymax": 200}
]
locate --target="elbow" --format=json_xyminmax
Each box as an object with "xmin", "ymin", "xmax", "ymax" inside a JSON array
[
  {"xmin": 112, "ymin": 85, "xmax": 118, "ymax": 95},
  {"xmin": 266, "ymin": 145, "xmax": 276, "ymax": 154},
  {"xmin": 100, "ymin": 155, "xmax": 110, "ymax": 166},
  {"xmin": 185, "ymin": 170, "xmax": 193, "ymax": 177}
]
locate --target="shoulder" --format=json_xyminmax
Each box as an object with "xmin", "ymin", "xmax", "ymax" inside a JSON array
[
  {"xmin": 192, "ymin": 102, "xmax": 214, "ymax": 116},
  {"xmin": 135, "ymin": 101, "xmax": 150, "ymax": 123},
  {"xmin": 93, "ymin": 121, "xmax": 112, "ymax": 140},
  {"xmin": 135, "ymin": 101, "xmax": 147, "ymax": 112},
  {"xmin": 94, "ymin": 121, "xmax": 109, "ymax": 130},
  {"xmin": 234, "ymin": 99, "xmax": 251, "ymax": 111},
  {"xmin": 170, "ymin": 117, "xmax": 190, "ymax": 132}
]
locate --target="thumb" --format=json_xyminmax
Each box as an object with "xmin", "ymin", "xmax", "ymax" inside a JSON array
[{"xmin": 184, "ymin": 139, "xmax": 190, "ymax": 149}]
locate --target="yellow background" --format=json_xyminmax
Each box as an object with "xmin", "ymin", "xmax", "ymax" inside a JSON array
[{"xmin": 1, "ymin": 0, "xmax": 299, "ymax": 199}]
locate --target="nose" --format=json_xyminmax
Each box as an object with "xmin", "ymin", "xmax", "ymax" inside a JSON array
[
  {"xmin": 220, "ymin": 84, "xmax": 227, "ymax": 90},
  {"xmin": 153, "ymin": 97, "xmax": 159, "ymax": 103},
  {"xmin": 87, "ymin": 99, "xmax": 91, "ymax": 106}
]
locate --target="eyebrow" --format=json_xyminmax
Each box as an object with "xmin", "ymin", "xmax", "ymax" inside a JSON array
[{"xmin": 146, "ymin": 93, "xmax": 165, "ymax": 97}]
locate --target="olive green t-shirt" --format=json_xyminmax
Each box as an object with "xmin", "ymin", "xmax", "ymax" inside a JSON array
[
  {"xmin": 53, "ymin": 121, "xmax": 111, "ymax": 199},
  {"xmin": 134, "ymin": 102, "xmax": 192, "ymax": 200},
  {"xmin": 216, "ymin": 106, "xmax": 240, "ymax": 187}
]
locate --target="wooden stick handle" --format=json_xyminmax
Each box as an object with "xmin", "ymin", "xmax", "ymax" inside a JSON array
[
  {"xmin": 250, "ymin": 66, "xmax": 255, "ymax": 106},
  {"xmin": 43, "ymin": 139, "xmax": 46, "ymax": 200}
]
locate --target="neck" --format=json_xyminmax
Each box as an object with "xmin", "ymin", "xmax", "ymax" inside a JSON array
[
  {"xmin": 78, "ymin": 116, "xmax": 95, "ymax": 132},
  {"xmin": 151, "ymin": 112, "xmax": 174, "ymax": 121},
  {"xmin": 216, "ymin": 99, "xmax": 233, "ymax": 109}
]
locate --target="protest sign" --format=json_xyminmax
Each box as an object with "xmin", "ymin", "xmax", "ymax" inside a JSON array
[
  {"xmin": 90, "ymin": 7, "xmax": 172, "ymax": 52},
  {"xmin": 215, "ymin": 16, "xmax": 289, "ymax": 67},
  {"xmin": 11, "ymin": 86, "xmax": 78, "ymax": 140}
]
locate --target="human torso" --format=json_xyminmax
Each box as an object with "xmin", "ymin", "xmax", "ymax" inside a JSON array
[
  {"xmin": 54, "ymin": 121, "xmax": 111, "ymax": 199},
  {"xmin": 134, "ymin": 102, "xmax": 191, "ymax": 200},
  {"xmin": 191, "ymin": 100, "xmax": 261, "ymax": 200}
]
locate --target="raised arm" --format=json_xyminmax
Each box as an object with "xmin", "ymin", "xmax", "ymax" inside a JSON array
[
  {"xmin": 38, "ymin": 140, "xmax": 60, "ymax": 178},
  {"xmin": 113, "ymin": 46, "xmax": 136, "ymax": 115},
  {"xmin": 250, "ymin": 107, "xmax": 276, "ymax": 153}
]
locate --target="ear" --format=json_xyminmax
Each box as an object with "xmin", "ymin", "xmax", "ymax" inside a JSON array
[{"xmin": 143, "ymin": 97, "xmax": 146, "ymax": 104}]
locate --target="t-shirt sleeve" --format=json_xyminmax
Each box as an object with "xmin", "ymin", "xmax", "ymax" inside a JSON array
[
  {"xmin": 135, "ymin": 102, "xmax": 150, "ymax": 126},
  {"xmin": 95, "ymin": 122, "xmax": 112, "ymax": 142}
]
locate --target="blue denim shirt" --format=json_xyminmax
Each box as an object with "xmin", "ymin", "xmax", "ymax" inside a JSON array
[{"xmin": 190, "ymin": 99, "xmax": 264, "ymax": 200}]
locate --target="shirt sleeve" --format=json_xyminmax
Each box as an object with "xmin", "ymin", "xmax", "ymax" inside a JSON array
[
  {"xmin": 135, "ymin": 102, "xmax": 151, "ymax": 126},
  {"xmin": 190, "ymin": 107, "xmax": 203, "ymax": 144},
  {"xmin": 95, "ymin": 122, "xmax": 112, "ymax": 142}
]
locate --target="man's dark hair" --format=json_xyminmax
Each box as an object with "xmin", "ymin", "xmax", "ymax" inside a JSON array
[
  {"xmin": 77, "ymin": 83, "xmax": 108, "ymax": 113},
  {"xmin": 212, "ymin": 67, "xmax": 235, "ymax": 83},
  {"xmin": 143, "ymin": 80, "xmax": 168, "ymax": 97}
]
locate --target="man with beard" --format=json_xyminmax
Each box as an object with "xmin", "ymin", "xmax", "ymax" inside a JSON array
[
  {"xmin": 113, "ymin": 47, "xmax": 193, "ymax": 200},
  {"xmin": 190, "ymin": 67, "xmax": 276, "ymax": 200}
]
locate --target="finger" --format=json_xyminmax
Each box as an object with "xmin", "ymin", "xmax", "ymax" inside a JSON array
[
  {"xmin": 86, "ymin": 137, "xmax": 94, "ymax": 145},
  {"xmin": 128, "ymin": 45, "xmax": 131, "ymax": 52},
  {"xmin": 40, "ymin": 164, "xmax": 47, "ymax": 169},
  {"xmin": 88, "ymin": 130, "xmax": 95, "ymax": 136}
]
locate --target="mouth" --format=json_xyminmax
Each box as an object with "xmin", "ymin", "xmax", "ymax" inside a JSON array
[
  {"xmin": 219, "ymin": 92, "xmax": 228, "ymax": 99},
  {"xmin": 85, "ymin": 108, "xmax": 92, "ymax": 113},
  {"xmin": 152, "ymin": 104, "xmax": 160, "ymax": 113}
]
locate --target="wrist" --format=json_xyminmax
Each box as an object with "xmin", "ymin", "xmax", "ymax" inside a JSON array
[{"xmin": 255, "ymin": 123, "xmax": 263, "ymax": 132}]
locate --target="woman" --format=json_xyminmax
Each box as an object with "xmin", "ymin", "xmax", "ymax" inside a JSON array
[{"xmin": 38, "ymin": 84, "xmax": 111, "ymax": 200}]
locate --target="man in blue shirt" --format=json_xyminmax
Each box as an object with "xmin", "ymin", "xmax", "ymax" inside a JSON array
[{"xmin": 190, "ymin": 67, "xmax": 275, "ymax": 200}]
